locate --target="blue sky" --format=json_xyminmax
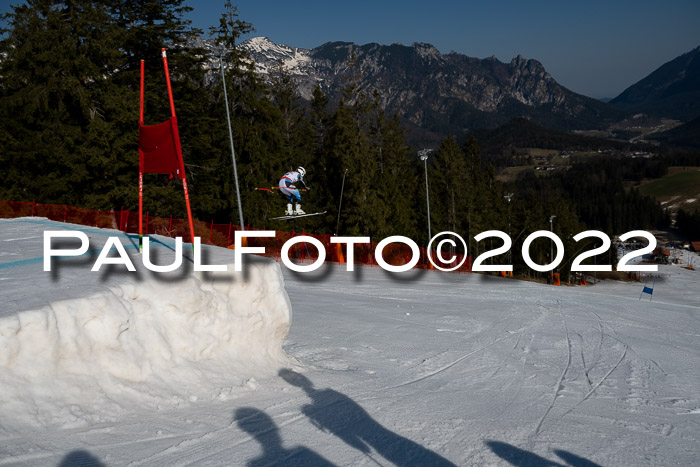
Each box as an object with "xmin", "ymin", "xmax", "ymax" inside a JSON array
[{"xmin": 2, "ymin": 1, "xmax": 700, "ymax": 98}]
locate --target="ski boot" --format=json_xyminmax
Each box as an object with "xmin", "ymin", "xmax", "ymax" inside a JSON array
[
  {"xmin": 285, "ymin": 203, "xmax": 294, "ymax": 216},
  {"xmin": 294, "ymin": 203, "xmax": 306, "ymax": 215}
]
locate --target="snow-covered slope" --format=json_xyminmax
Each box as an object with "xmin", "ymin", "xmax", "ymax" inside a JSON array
[
  {"xmin": 1, "ymin": 218, "xmax": 699, "ymax": 466},
  {"xmin": 240, "ymin": 37, "xmax": 314, "ymax": 75},
  {"xmin": 0, "ymin": 219, "xmax": 293, "ymax": 428},
  {"xmin": 237, "ymin": 36, "xmax": 328, "ymax": 99}
]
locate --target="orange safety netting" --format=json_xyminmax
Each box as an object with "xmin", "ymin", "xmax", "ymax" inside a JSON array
[{"xmin": 0, "ymin": 199, "xmax": 471, "ymax": 272}]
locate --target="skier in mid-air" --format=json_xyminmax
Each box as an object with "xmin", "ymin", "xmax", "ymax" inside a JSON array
[{"xmin": 279, "ymin": 166, "xmax": 310, "ymax": 216}]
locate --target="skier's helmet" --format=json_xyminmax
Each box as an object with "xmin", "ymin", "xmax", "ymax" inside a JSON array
[{"xmin": 297, "ymin": 166, "xmax": 306, "ymax": 177}]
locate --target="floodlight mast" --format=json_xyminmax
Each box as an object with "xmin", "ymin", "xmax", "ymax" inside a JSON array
[
  {"xmin": 505, "ymin": 193, "xmax": 514, "ymax": 264},
  {"xmin": 418, "ymin": 149, "xmax": 434, "ymax": 245},
  {"xmin": 219, "ymin": 53, "xmax": 245, "ymax": 231},
  {"xmin": 549, "ymin": 215, "xmax": 556, "ymax": 282}
]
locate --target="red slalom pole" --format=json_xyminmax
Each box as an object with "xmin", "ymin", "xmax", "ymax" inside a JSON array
[
  {"xmin": 162, "ymin": 48, "xmax": 196, "ymax": 247},
  {"xmin": 139, "ymin": 59, "xmax": 145, "ymax": 250},
  {"xmin": 162, "ymin": 49, "xmax": 177, "ymax": 118}
]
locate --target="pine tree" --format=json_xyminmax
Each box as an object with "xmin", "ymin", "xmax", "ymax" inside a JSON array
[
  {"xmin": 306, "ymin": 85, "xmax": 334, "ymax": 230},
  {"xmin": 103, "ymin": 0, "xmax": 216, "ymax": 219},
  {"xmin": 374, "ymin": 113, "xmax": 419, "ymax": 240},
  {"xmin": 0, "ymin": 0, "xmax": 216, "ymax": 219},
  {"xmin": 327, "ymin": 51, "xmax": 381, "ymax": 236},
  {"xmin": 0, "ymin": 0, "xmax": 122, "ymax": 206},
  {"xmin": 310, "ymin": 84, "xmax": 330, "ymax": 150},
  {"xmin": 429, "ymin": 137, "xmax": 461, "ymax": 235},
  {"xmin": 211, "ymin": 1, "xmax": 285, "ymax": 226}
]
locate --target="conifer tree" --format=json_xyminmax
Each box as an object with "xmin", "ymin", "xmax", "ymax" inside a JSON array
[
  {"xmin": 0, "ymin": 0, "xmax": 215, "ymax": 218},
  {"xmin": 374, "ymin": 114, "xmax": 419, "ymax": 240},
  {"xmin": 307, "ymin": 85, "xmax": 334, "ymax": 229},
  {"xmin": 310, "ymin": 84, "xmax": 330, "ymax": 150},
  {"xmin": 0, "ymin": 0, "xmax": 122, "ymax": 206},
  {"xmin": 211, "ymin": 1, "xmax": 284, "ymax": 226},
  {"xmin": 327, "ymin": 51, "xmax": 380, "ymax": 236},
  {"xmin": 430, "ymin": 136, "xmax": 467, "ymax": 235},
  {"xmin": 105, "ymin": 0, "xmax": 213, "ymax": 218}
]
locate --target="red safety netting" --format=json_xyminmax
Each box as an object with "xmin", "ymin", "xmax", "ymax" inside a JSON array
[{"xmin": 0, "ymin": 199, "xmax": 471, "ymax": 273}]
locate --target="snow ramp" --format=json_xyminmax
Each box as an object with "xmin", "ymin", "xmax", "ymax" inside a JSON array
[{"xmin": 0, "ymin": 223, "xmax": 293, "ymax": 427}]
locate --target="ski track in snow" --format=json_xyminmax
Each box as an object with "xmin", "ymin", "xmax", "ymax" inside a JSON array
[
  {"xmin": 377, "ymin": 333, "xmax": 514, "ymax": 392},
  {"xmin": 532, "ymin": 301, "xmax": 572, "ymax": 439}
]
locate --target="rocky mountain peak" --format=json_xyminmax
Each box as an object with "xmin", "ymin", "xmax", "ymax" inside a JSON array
[
  {"xmin": 199, "ymin": 36, "xmax": 623, "ymax": 141},
  {"xmin": 239, "ymin": 36, "xmax": 313, "ymax": 77},
  {"xmin": 242, "ymin": 36, "xmax": 278, "ymax": 53},
  {"xmin": 411, "ymin": 42, "xmax": 441, "ymax": 59},
  {"xmin": 510, "ymin": 55, "xmax": 546, "ymax": 73}
]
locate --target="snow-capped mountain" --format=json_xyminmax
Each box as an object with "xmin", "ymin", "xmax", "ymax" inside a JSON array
[
  {"xmin": 240, "ymin": 36, "xmax": 313, "ymax": 75},
  {"xmin": 201, "ymin": 36, "xmax": 625, "ymax": 141},
  {"xmin": 238, "ymin": 37, "xmax": 327, "ymax": 99}
]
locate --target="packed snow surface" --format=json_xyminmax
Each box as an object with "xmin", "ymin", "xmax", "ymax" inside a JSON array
[
  {"xmin": 1, "ymin": 218, "xmax": 699, "ymax": 466},
  {"xmin": 0, "ymin": 219, "xmax": 292, "ymax": 428}
]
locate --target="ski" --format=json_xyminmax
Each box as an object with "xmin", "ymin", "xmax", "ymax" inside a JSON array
[
  {"xmin": 268, "ymin": 211, "xmax": 327, "ymax": 221},
  {"xmin": 255, "ymin": 187, "xmax": 308, "ymax": 192}
]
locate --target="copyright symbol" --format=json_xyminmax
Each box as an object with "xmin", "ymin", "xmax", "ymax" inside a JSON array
[{"xmin": 427, "ymin": 231, "xmax": 468, "ymax": 272}]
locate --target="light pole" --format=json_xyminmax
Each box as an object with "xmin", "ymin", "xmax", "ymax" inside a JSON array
[
  {"xmin": 549, "ymin": 215, "xmax": 556, "ymax": 282},
  {"xmin": 335, "ymin": 169, "xmax": 348, "ymax": 236},
  {"xmin": 504, "ymin": 193, "xmax": 513, "ymax": 265},
  {"xmin": 219, "ymin": 53, "xmax": 245, "ymax": 231},
  {"xmin": 419, "ymin": 149, "xmax": 434, "ymax": 245}
]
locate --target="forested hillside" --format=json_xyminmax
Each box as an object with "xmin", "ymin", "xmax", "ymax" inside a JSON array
[{"xmin": 0, "ymin": 0, "xmax": 677, "ymax": 277}]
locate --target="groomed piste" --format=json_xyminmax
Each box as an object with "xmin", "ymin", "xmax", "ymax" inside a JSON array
[{"xmin": 1, "ymin": 218, "xmax": 699, "ymax": 466}]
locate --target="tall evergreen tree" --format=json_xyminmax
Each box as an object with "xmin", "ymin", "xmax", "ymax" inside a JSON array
[
  {"xmin": 211, "ymin": 1, "xmax": 284, "ymax": 226},
  {"xmin": 430, "ymin": 136, "xmax": 467, "ymax": 235},
  {"xmin": 374, "ymin": 114, "xmax": 419, "ymax": 240},
  {"xmin": 0, "ymin": 0, "xmax": 122, "ymax": 206},
  {"xmin": 326, "ymin": 51, "xmax": 381, "ymax": 236},
  {"xmin": 0, "ymin": 0, "xmax": 216, "ymax": 218},
  {"xmin": 306, "ymin": 85, "xmax": 334, "ymax": 230}
]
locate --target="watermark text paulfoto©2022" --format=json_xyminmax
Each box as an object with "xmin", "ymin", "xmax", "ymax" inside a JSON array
[{"xmin": 42, "ymin": 230, "xmax": 659, "ymax": 274}]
